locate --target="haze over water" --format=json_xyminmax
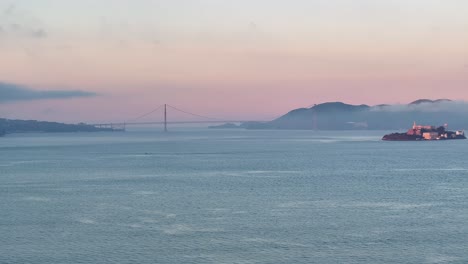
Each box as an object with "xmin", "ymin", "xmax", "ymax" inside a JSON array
[{"xmin": 2, "ymin": 129, "xmax": 468, "ymax": 263}]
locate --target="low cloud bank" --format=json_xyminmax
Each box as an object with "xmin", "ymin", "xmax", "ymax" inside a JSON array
[
  {"xmin": 371, "ymin": 101, "xmax": 468, "ymax": 113},
  {"xmin": 0, "ymin": 82, "xmax": 96, "ymax": 103}
]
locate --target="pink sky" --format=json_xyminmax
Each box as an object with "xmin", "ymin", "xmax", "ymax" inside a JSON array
[{"xmin": 1, "ymin": 1, "xmax": 468, "ymax": 123}]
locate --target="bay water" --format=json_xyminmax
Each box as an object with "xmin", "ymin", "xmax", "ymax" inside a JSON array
[{"xmin": 1, "ymin": 129, "xmax": 468, "ymax": 263}]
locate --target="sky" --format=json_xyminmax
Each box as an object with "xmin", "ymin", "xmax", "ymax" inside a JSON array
[{"xmin": 1, "ymin": 0, "xmax": 468, "ymax": 122}]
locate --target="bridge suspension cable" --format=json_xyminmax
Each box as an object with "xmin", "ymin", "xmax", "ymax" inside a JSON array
[
  {"xmin": 127, "ymin": 105, "xmax": 164, "ymax": 122},
  {"xmin": 166, "ymin": 104, "xmax": 221, "ymax": 121}
]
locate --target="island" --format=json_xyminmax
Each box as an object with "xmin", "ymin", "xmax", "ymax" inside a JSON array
[
  {"xmin": 208, "ymin": 123, "xmax": 241, "ymax": 129},
  {"xmin": 382, "ymin": 123, "xmax": 466, "ymax": 141}
]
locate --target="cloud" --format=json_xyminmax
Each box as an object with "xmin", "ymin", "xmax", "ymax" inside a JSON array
[
  {"xmin": 1, "ymin": 23, "xmax": 48, "ymax": 39},
  {"xmin": 29, "ymin": 28, "xmax": 47, "ymax": 38},
  {"xmin": 0, "ymin": 82, "xmax": 97, "ymax": 103},
  {"xmin": 371, "ymin": 100, "xmax": 468, "ymax": 113},
  {"xmin": 3, "ymin": 4, "xmax": 15, "ymax": 15},
  {"xmin": 0, "ymin": 3, "xmax": 47, "ymax": 40}
]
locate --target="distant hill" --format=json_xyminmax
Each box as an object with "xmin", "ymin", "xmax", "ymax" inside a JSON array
[
  {"xmin": 240, "ymin": 99, "xmax": 468, "ymax": 130},
  {"xmin": 311, "ymin": 102, "xmax": 370, "ymax": 112},
  {"xmin": 410, "ymin": 99, "xmax": 452, "ymax": 105},
  {"xmin": 0, "ymin": 118, "xmax": 118, "ymax": 135},
  {"xmin": 208, "ymin": 123, "xmax": 240, "ymax": 129}
]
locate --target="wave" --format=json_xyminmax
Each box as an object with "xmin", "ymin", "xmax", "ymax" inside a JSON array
[
  {"xmin": 77, "ymin": 218, "xmax": 96, "ymax": 225},
  {"xmin": 22, "ymin": 196, "xmax": 51, "ymax": 202},
  {"xmin": 161, "ymin": 224, "xmax": 223, "ymax": 235}
]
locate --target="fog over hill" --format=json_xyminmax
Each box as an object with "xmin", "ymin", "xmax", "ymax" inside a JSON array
[{"xmin": 241, "ymin": 99, "xmax": 468, "ymax": 130}]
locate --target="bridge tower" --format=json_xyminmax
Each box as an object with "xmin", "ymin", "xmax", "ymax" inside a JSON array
[
  {"xmin": 164, "ymin": 104, "xmax": 168, "ymax": 132},
  {"xmin": 312, "ymin": 104, "xmax": 317, "ymax": 130}
]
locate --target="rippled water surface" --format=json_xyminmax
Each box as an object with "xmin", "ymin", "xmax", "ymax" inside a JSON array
[{"xmin": 1, "ymin": 129, "xmax": 468, "ymax": 263}]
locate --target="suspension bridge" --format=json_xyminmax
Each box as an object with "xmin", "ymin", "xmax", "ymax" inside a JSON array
[{"xmin": 92, "ymin": 104, "xmax": 262, "ymax": 132}]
